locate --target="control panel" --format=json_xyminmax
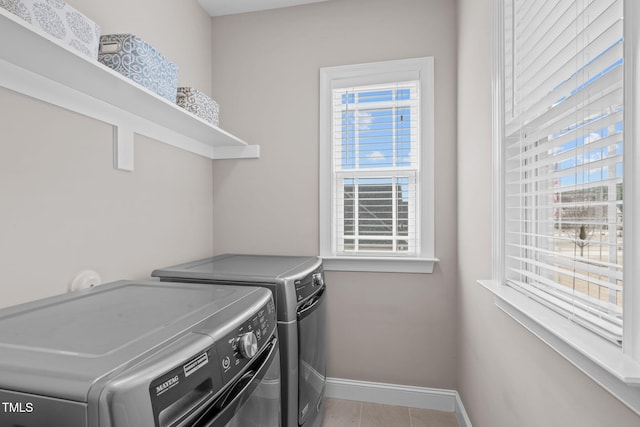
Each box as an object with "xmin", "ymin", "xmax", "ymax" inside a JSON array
[
  {"xmin": 295, "ymin": 267, "xmax": 325, "ymax": 305},
  {"xmin": 215, "ymin": 299, "xmax": 276, "ymax": 384}
]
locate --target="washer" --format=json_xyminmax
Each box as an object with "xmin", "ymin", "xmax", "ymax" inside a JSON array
[
  {"xmin": 0, "ymin": 280, "xmax": 280, "ymax": 427},
  {"xmin": 152, "ymin": 254, "xmax": 327, "ymax": 427}
]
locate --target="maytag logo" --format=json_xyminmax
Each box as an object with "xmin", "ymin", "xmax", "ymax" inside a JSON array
[{"xmin": 156, "ymin": 375, "xmax": 179, "ymax": 396}]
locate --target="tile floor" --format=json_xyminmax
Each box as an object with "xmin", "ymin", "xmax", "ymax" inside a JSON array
[{"xmin": 321, "ymin": 397, "xmax": 460, "ymax": 427}]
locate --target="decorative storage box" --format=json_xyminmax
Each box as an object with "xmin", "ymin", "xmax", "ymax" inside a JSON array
[
  {"xmin": 176, "ymin": 87, "xmax": 220, "ymax": 126},
  {"xmin": 98, "ymin": 34, "xmax": 179, "ymax": 102},
  {"xmin": 0, "ymin": 0, "xmax": 101, "ymax": 59}
]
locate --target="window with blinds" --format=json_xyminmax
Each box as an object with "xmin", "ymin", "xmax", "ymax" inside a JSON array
[
  {"xmin": 502, "ymin": 0, "xmax": 624, "ymax": 343},
  {"xmin": 331, "ymin": 82, "xmax": 420, "ymax": 256},
  {"xmin": 320, "ymin": 57, "xmax": 435, "ymax": 272}
]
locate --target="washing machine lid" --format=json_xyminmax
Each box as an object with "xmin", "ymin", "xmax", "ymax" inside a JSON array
[
  {"xmin": 152, "ymin": 254, "xmax": 321, "ymax": 283},
  {"xmin": 0, "ymin": 280, "xmax": 267, "ymax": 402}
]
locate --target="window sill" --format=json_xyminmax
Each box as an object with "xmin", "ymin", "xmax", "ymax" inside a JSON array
[
  {"xmin": 478, "ymin": 279, "xmax": 640, "ymax": 415},
  {"xmin": 322, "ymin": 256, "xmax": 439, "ymax": 273}
]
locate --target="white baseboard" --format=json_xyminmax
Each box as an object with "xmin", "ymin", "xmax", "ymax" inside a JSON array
[
  {"xmin": 455, "ymin": 390, "xmax": 473, "ymax": 427},
  {"xmin": 325, "ymin": 377, "xmax": 472, "ymax": 427}
]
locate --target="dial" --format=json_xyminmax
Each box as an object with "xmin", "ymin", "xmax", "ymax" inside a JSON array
[
  {"xmin": 312, "ymin": 272, "xmax": 324, "ymax": 288},
  {"xmin": 237, "ymin": 332, "xmax": 258, "ymax": 359}
]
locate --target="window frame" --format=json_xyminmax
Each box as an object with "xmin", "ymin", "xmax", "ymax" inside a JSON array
[
  {"xmin": 319, "ymin": 57, "xmax": 438, "ymax": 273},
  {"xmin": 487, "ymin": 0, "xmax": 640, "ymax": 415}
]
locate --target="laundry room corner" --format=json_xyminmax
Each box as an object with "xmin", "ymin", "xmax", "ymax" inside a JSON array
[
  {"xmin": 0, "ymin": 0, "xmax": 217, "ymax": 308},
  {"xmin": 208, "ymin": 0, "xmax": 459, "ymax": 395}
]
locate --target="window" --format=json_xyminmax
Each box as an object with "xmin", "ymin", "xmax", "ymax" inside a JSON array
[
  {"xmin": 319, "ymin": 58, "xmax": 437, "ymax": 273},
  {"xmin": 503, "ymin": 0, "xmax": 624, "ymax": 343},
  {"xmin": 334, "ymin": 83, "xmax": 418, "ymax": 255},
  {"xmin": 490, "ymin": 0, "xmax": 640, "ymax": 414}
]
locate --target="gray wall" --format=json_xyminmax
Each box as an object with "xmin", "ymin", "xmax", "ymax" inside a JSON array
[
  {"xmin": 457, "ymin": 0, "xmax": 640, "ymax": 425},
  {"xmin": 209, "ymin": 0, "xmax": 459, "ymax": 389},
  {"xmin": 0, "ymin": 0, "xmax": 215, "ymax": 308}
]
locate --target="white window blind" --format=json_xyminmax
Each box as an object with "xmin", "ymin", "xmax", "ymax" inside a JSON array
[
  {"xmin": 502, "ymin": 0, "xmax": 624, "ymax": 343},
  {"xmin": 331, "ymin": 81, "xmax": 420, "ymax": 256}
]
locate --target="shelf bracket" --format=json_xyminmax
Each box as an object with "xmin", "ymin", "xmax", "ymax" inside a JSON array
[{"xmin": 114, "ymin": 125, "xmax": 134, "ymax": 172}]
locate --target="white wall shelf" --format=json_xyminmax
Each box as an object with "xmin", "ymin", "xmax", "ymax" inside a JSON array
[{"xmin": 0, "ymin": 8, "xmax": 259, "ymax": 171}]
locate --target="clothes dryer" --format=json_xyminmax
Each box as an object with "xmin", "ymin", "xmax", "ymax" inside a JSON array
[{"xmin": 152, "ymin": 254, "xmax": 326, "ymax": 427}]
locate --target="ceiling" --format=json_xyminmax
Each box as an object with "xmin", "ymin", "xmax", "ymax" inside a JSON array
[{"xmin": 198, "ymin": 0, "xmax": 332, "ymax": 17}]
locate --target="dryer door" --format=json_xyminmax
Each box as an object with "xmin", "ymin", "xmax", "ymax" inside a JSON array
[
  {"xmin": 223, "ymin": 350, "xmax": 280, "ymax": 427},
  {"xmin": 190, "ymin": 337, "xmax": 280, "ymax": 427},
  {"xmin": 297, "ymin": 285, "xmax": 327, "ymax": 426}
]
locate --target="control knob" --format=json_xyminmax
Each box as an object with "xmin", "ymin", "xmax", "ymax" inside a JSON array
[
  {"xmin": 312, "ymin": 272, "xmax": 324, "ymax": 288},
  {"xmin": 237, "ymin": 332, "xmax": 258, "ymax": 359}
]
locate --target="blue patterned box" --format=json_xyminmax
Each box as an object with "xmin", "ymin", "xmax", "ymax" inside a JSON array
[
  {"xmin": 0, "ymin": 0, "xmax": 101, "ymax": 59},
  {"xmin": 98, "ymin": 34, "xmax": 179, "ymax": 102},
  {"xmin": 176, "ymin": 87, "xmax": 219, "ymax": 126}
]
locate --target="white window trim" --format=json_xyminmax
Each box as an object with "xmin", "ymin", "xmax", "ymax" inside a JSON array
[
  {"xmin": 486, "ymin": 0, "xmax": 640, "ymax": 415},
  {"xmin": 319, "ymin": 57, "xmax": 438, "ymax": 273}
]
